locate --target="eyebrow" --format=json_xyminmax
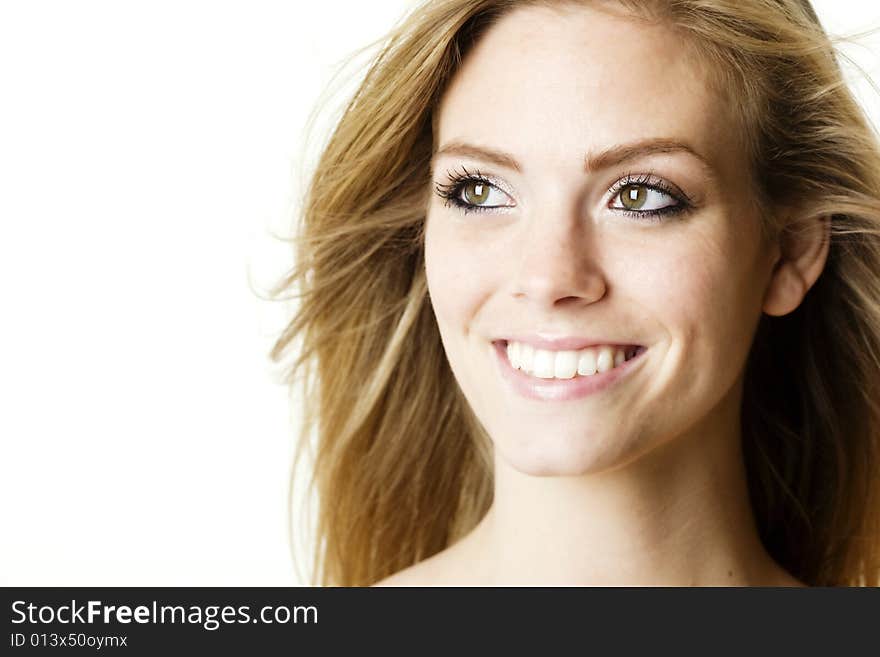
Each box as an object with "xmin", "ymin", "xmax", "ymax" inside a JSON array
[{"xmin": 432, "ymin": 138, "xmax": 713, "ymax": 174}]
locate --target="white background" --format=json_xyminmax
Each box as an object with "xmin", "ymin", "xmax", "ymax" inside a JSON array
[{"xmin": 0, "ymin": 0, "xmax": 877, "ymax": 585}]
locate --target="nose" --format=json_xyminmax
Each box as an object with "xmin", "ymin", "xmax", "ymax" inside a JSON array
[{"xmin": 510, "ymin": 211, "xmax": 607, "ymax": 310}]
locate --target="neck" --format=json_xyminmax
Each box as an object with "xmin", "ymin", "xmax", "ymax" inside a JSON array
[{"xmin": 465, "ymin": 384, "xmax": 786, "ymax": 586}]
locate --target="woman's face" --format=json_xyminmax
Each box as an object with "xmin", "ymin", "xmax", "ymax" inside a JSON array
[{"xmin": 424, "ymin": 3, "xmax": 778, "ymax": 476}]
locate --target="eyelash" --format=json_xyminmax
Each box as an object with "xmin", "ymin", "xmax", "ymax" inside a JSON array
[
  {"xmin": 434, "ymin": 166, "xmax": 501, "ymax": 216},
  {"xmin": 433, "ymin": 167, "xmax": 694, "ymax": 222}
]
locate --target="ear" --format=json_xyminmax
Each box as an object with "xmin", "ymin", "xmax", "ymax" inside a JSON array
[{"xmin": 762, "ymin": 214, "xmax": 830, "ymax": 317}]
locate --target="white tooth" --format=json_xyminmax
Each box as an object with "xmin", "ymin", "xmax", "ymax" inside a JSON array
[
  {"xmin": 505, "ymin": 342, "xmax": 519, "ymax": 369},
  {"xmin": 519, "ymin": 343, "xmax": 535, "ymax": 373},
  {"xmin": 554, "ymin": 350, "xmax": 578, "ymax": 379},
  {"xmin": 596, "ymin": 346, "xmax": 615, "ymax": 373},
  {"xmin": 533, "ymin": 349, "xmax": 556, "ymax": 378},
  {"xmin": 577, "ymin": 348, "xmax": 597, "ymax": 376},
  {"xmin": 511, "ymin": 341, "xmax": 521, "ymax": 369},
  {"xmin": 510, "ymin": 341, "xmax": 634, "ymax": 379}
]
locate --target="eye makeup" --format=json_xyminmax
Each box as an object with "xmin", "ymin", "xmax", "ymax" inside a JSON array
[
  {"xmin": 433, "ymin": 165, "xmax": 696, "ymax": 222},
  {"xmin": 605, "ymin": 172, "xmax": 695, "ymax": 222},
  {"xmin": 434, "ymin": 165, "xmax": 516, "ymax": 214}
]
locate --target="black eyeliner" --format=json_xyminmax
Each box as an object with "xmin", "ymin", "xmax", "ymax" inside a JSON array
[
  {"xmin": 434, "ymin": 165, "xmax": 512, "ymax": 214},
  {"xmin": 434, "ymin": 168, "xmax": 693, "ymax": 220}
]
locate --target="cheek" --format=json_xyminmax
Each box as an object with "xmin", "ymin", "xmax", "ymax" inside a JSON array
[
  {"xmin": 424, "ymin": 214, "xmax": 501, "ymax": 335},
  {"xmin": 649, "ymin": 244, "xmax": 720, "ymax": 332},
  {"xmin": 600, "ymin": 228, "xmax": 720, "ymax": 338},
  {"xmin": 634, "ymin": 224, "xmax": 754, "ymax": 324},
  {"xmin": 632, "ymin": 225, "xmax": 764, "ymax": 395}
]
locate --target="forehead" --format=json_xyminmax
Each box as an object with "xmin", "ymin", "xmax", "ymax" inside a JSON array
[{"xmin": 436, "ymin": 3, "xmax": 736, "ymax": 172}]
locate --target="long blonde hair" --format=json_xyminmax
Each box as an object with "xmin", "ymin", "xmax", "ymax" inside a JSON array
[{"xmin": 270, "ymin": 0, "xmax": 880, "ymax": 586}]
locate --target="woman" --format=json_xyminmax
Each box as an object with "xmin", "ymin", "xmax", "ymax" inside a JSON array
[{"xmin": 271, "ymin": 0, "xmax": 880, "ymax": 586}]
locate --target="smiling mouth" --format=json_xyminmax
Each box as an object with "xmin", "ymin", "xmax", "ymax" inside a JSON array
[{"xmin": 497, "ymin": 339, "xmax": 646, "ymax": 380}]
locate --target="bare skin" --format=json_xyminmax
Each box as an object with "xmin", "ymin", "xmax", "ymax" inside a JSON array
[
  {"xmin": 378, "ymin": 374, "xmax": 806, "ymax": 586},
  {"xmin": 376, "ymin": 3, "xmax": 825, "ymax": 587}
]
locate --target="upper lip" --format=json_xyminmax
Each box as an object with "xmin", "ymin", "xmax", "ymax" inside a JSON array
[{"xmin": 497, "ymin": 335, "xmax": 643, "ymax": 351}]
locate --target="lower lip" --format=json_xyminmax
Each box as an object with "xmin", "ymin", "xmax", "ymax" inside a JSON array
[{"xmin": 492, "ymin": 341, "xmax": 647, "ymax": 402}]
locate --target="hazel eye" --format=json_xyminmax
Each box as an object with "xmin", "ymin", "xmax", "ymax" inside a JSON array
[
  {"xmin": 620, "ymin": 184, "xmax": 647, "ymax": 210},
  {"xmin": 464, "ymin": 181, "xmax": 489, "ymax": 204},
  {"xmin": 614, "ymin": 184, "xmax": 677, "ymax": 212},
  {"xmin": 459, "ymin": 180, "xmax": 512, "ymax": 208}
]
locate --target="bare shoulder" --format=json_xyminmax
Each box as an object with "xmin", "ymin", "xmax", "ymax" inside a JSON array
[
  {"xmin": 372, "ymin": 561, "xmax": 438, "ymax": 587},
  {"xmin": 372, "ymin": 550, "xmax": 461, "ymax": 587},
  {"xmin": 762, "ymin": 563, "xmax": 809, "ymax": 587},
  {"xmin": 774, "ymin": 572, "xmax": 809, "ymax": 587},
  {"xmin": 372, "ymin": 532, "xmax": 488, "ymax": 586}
]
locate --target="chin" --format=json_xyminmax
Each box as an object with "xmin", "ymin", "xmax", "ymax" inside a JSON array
[{"xmin": 495, "ymin": 431, "xmax": 627, "ymax": 477}]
